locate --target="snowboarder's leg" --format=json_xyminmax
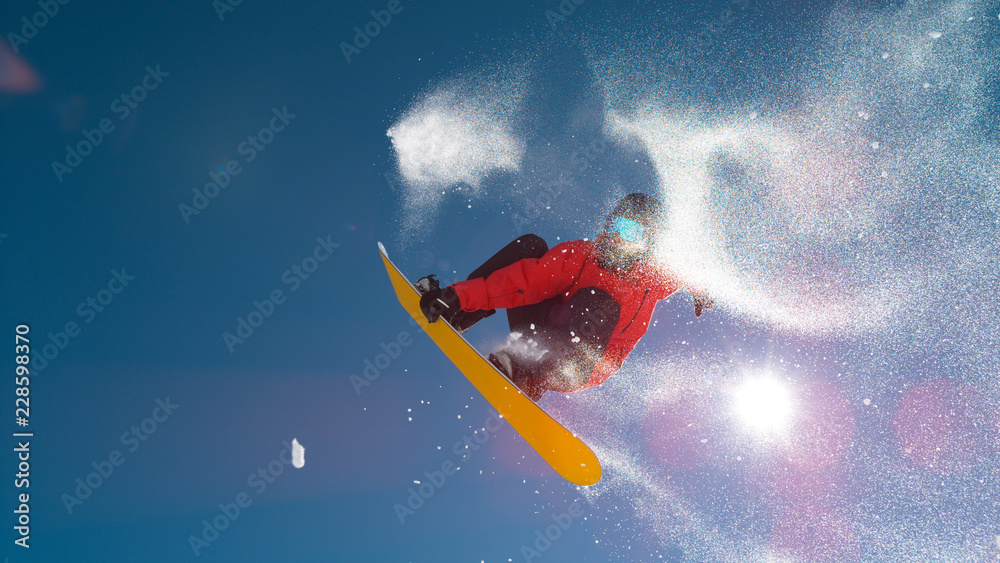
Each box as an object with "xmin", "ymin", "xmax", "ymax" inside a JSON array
[
  {"xmin": 465, "ymin": 233, "xmax": 548, "ymax": 279},
  {"xmin": 561, "ymin": 287, "xmax": 621, "ymax": 349},
  {"xmin": 489, "ymin": 351, "xmax": 547, "ymax": 401},
  {"xmin": 494, "ymin": 287, "xmax": 620, "ymax": 399},
  {"xmin": 536, "ymin": 287, "xmax": 620, "ymax": 392},
  {"xmin": 506, "ymin": 296, "xmax": 561, "ymax": 334},
  {"xmin": 451, "ymin": 234, "xmax": 550, "ymax": 332}
]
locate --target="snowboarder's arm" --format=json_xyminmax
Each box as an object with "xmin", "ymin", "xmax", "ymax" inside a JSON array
[
  {"xmin": 450, "ymin": 241, "xmax": 586, "ymax": 311},
  {"xmin": 660, "ymin": 267, "xmax": 711, "ymax": 317}
]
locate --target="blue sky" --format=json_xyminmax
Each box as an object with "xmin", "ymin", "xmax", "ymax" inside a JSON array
[{"xmin": 1, "ymin": 0, "xmax": 999, "ymax": 561}]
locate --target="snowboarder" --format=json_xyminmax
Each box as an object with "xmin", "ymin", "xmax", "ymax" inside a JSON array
[{"xmin": 418, "ymin": 193, "xmax": 712, "ymax": 401}]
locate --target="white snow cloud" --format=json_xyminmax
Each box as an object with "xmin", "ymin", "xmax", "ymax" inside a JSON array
[{"xmin": 387, "ymin": 70, "xmax": 528, "ymax": 237}]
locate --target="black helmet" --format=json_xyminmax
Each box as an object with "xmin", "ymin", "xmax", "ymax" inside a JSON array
[
  {"xmin": 596, "ymin": 193, "xmax": 664, "ymax": 271},
  {"xmin": 604, "ymin": 193, "xmax": 664, "ymax": 236}
]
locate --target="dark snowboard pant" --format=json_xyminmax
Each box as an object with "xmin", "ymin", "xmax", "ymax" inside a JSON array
[{"xmin": 456, "ymin": 235, "xmax": 621, "ymax": 395}]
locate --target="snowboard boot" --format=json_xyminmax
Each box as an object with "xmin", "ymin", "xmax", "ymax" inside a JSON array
[{"xmin": 488, "ymin": 351, "xmax": 546, "ymax": 402}]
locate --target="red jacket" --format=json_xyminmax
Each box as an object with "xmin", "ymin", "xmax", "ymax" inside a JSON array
[{"xmin": 450, "ymin": 239, "xmax": 681, "ymax": 390}]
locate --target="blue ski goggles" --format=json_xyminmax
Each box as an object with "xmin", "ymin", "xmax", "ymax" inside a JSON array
[{"xmin": 612, "ymin": 216, "xmax": 645, "ymax": 243}]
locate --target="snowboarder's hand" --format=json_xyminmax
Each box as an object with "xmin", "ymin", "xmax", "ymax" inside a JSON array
[
  {"xmin": 420, "ymin": 285, "xmax": 461, "ymax": 324},
  {"xmin": 694, "ymin": 294, "xmax": 714, "ymax": 317}
]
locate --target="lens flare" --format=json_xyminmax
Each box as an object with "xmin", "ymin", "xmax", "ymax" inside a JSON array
[{"xmin": 0, "ymin": 41, "xmax": 40, "ymax": 94}]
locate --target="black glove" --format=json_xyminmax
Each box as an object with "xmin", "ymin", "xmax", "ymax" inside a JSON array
[
  {"xmin": 419, "ymin": 283, "xmax": 462, "ymax": 324},
  {"xmin": 694, "ymin": 295, "xmax": 714, "ymax": 318}
]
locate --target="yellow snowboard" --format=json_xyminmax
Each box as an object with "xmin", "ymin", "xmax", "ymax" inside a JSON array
[{"xmin": 378, "ymin": 242, "xmax": 602, "ymax": 486}]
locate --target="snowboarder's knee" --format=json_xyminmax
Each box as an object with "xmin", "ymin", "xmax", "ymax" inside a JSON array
[{"xmin": 514, "ymin": 233, "xmax": 548, "ymax": 259}]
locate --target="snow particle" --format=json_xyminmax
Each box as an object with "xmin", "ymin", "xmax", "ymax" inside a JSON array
[
  {"xmin": 291, "ymin": 438, "xmax": 306, "ymax": 468},
  {"xmin": 928, "ymin": 31, "xmax": 942, "ymax": 39}
]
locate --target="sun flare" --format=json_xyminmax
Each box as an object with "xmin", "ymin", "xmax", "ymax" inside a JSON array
[{"xmin": 734, "ymin": 376, "xmax": 793, "ymax": 434}]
